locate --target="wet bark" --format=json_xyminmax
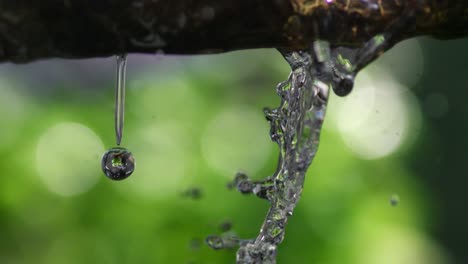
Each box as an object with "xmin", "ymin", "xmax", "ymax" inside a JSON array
[{"xmin": 0, "ymin": 0, "xmax": 466, "ymax": 63}]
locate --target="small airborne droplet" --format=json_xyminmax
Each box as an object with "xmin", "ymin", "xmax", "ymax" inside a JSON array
[
  {"xmin": 390, "ymin": 194, "xmax": 400, "ymax": 207},
  {"xmin": 101, "ymin": 147, "xmax": 135, "ymax": 180},
  {"xmin": 205, "ymin": 235, "xmax": 224, "ymax": 250},
  {"xmin": 219, "ymin": 220, "xmax": 233, "ymax": 232}
]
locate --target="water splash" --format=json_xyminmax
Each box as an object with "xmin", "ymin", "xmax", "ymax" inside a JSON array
[
  {"xmin": 234, "ymin": 43, "xmax": 331, "ymax": 263},
  {"xmin": 229, "ymin": 19, "xmax": 415, "ymax": 261},
  {"xmin": 217, "ymin": 9, "xmax": 420, "ymax": 262}
]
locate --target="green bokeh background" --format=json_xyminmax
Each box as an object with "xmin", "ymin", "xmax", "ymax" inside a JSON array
[{"xmin": 0, "ymin": 36, "xmax": 467, "ymax": 264}]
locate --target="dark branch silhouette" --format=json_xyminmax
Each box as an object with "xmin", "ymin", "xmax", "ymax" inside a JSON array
[{"xmin": 0, "ymin": 0, "xmax": 466, "ymax": 62}]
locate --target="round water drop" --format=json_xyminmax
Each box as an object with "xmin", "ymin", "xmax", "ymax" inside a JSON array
[
  {"xmin": 219, "ymin": 220, "xmax": 233, "ymax": 232},
  {"xmin": 101, "ymin": 147, "xmax": 135, "ymax": 181},
  {"xmin": 333, "ymin": 75, "xmax": 354, "ymax": 97}
]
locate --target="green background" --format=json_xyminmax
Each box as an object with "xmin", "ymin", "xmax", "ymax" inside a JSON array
[{"xmin": 0, "ymin": 36, "xmax": 467, "ymax": 264}]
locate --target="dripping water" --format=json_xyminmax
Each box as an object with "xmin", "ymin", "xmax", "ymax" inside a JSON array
[
  {"xmin": 115, "ymin": 54, "xmax": 127, "ymax": 146},
  {"xmin": 101, "ymin": 54, "xmax": 135, "ymax": 181}
]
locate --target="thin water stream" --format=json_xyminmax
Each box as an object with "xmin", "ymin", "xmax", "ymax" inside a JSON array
[{"xmin": 205, "ymin": 10, "xmax": 415, "ymax": 262}]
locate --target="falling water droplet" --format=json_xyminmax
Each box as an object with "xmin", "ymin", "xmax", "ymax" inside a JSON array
[
  {"xmin": 390, "ymin": 194, "xmax": 400, "ymax": 207},
  {"xmin": 101, "ymin": 147, "xmax": 135, "ymax": 180}
]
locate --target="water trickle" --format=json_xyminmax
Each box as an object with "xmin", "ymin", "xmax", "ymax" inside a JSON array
[
  {"xmin": 101, "ymin": 54, "xmax": 135, "ymax": 180},
  {"xmin": 229, "ymin": 20, "xmax": 413, "ymax": 261},
  {"xmin": 233, "ymin": 43, "xmax": 331, "ymax": 263}
]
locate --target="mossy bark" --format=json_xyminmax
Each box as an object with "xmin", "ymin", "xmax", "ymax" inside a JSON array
[{"xmin": 0, "ymin": 0, "xmax": 466, "ymax": 62}]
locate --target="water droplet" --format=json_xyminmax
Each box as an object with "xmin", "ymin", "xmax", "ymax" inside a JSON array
[
  {"xmin": 101, "ymin": 55, "xmax": 135, "ymax": 181},
  {"xmin": 234, "ymin": 172, "xmax": 254, "ymax": 194},
  {"xmin": 206, "ymin": 234, "xmax": 239, "ymax": 250},
  {"xmin": 182, "ymin": 187, "xmax": 203, "ymax": 200},
  {"xmin": 390, "ymin": 194, "xmax": 400, "ymax": 207},
  {"xmin": 333, "ymin": 75, "xmax": 354, "ymax": 97},
  {"xmin": 205, "ymin": 235, "xmax": 224, "ymax": 250},
  {"xmin": 219, "ymin": 220, "xmax": 233, "ymax": 232},
  {"xmin": 101, "ymin": 147, "xmax": 135, "ymax": 181}
]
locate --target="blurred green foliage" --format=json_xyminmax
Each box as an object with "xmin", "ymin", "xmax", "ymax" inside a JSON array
[{"xmin": 0, "ymin": 36, "xmax": 467, "ymax": 264}]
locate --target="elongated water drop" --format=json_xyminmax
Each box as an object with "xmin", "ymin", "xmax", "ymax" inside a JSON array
[
  {"xmin": 115, "ymin": 54, "xmax": 127, "ymax": 146},
  {"xmin": 101, "ymin": 54, "xmax": 135, "ymax": 181}
]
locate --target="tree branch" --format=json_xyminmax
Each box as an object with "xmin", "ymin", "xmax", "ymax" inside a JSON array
[{"xmin": 0, "ymin": 0, "xmax": 466, "ymax": 63}]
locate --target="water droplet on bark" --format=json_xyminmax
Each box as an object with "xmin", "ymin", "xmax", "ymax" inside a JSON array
[{"xmin": 333, "ymin": 75, "xmax": 354, "ymax": 96}]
